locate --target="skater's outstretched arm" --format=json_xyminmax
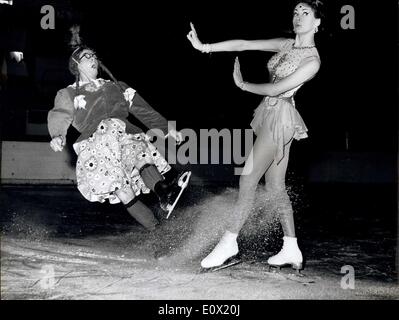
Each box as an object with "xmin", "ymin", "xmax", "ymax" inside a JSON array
[
  {"xmin": 233, "ymin": 56, "xmax": 320, "ymax": 96},
  {"xmin": 119, "ymin": 82, "xmax": 183, "ymax": 143},
  {"xmin": 187, "ymin": 22, "xmax": 286, "ymax": 53}
]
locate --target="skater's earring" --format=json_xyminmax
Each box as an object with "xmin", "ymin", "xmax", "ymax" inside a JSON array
[{"xmin": 314, "ymin": 26, "xmax": 318, "ymax": 33}]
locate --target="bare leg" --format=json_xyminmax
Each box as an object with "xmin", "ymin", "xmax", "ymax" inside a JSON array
[
  {"xmin": 201, "ymin": 124, "xmax": 280, "ymax": 268},
  {"xmin": 264, "ymin": 141, "xmax": 303, "ymax": 270},
  {"xmin": 226, "ymin": 123, "xmax": 279, "ymax": 233},
  {"xmin": 264, "ymin": 139, "xmax": 295, "ymax": 237}
]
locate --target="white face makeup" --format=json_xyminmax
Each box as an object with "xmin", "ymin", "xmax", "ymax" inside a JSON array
[
  {"xmin": 292, "ymin": 3, "xmax": 320, "ymax": 35},
  {"xmin": 76, "ymin": 49, "xmax": 98, "ymax": 80}
]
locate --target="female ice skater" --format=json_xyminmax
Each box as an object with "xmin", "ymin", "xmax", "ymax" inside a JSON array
[
  {"xmin": 48, "ymin": 26, "xmax": 191, "ymax": 230},
  {"xmin": 187, "ymin": 0, "xmax": 323, "ymax": 271}
]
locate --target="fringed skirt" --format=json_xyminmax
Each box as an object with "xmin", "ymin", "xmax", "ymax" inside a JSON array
[
  {"xmin": 250, "ymin": 96, "xmax": 308, "ymax": 165},
  {"xmin": 73, "ymin": 118, "xmax": 170, "ymax": 204}
]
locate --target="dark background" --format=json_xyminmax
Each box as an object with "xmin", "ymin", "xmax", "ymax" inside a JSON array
[
  {"xmin": 0, "ymin": 0, "xmax": 398, "ymax": 184},
  {"xmin": 1, "ymin": 0, "xmax": 397, "ymax": 148}
]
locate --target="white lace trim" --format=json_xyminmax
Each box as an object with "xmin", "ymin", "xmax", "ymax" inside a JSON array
[
  {"xmin": 123, "ymin": 87, "xmax": 136, "ymax": 107},
  {"xmin": 68, "ymin": 78, "xmax": 109, "ymax": 88}
]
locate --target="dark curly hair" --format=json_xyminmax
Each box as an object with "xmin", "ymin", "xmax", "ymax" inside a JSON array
[{"xmin": 294, "ymin": 0, "xmax": 325, "ymax": 20}]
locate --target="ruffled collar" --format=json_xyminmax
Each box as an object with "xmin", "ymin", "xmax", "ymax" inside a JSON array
[{"xmin": 68, "ymin": 78, "xmax": 110, "ymax": 91}]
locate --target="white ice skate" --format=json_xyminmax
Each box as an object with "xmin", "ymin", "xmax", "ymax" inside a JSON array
[
  {"xmin": 165, "ymin": 171, "xmax": 191, "ymax": 219},
  {"xmin": 200, "ymin": 256, "xmax": 242, "ymax": 273},
  {"xmin": 267, "ymin": 236, "xmax": 303, "ymax": 273},
  {"xmin": 200, "ymin": 231, "xmax": 240, "ymax": 272}
]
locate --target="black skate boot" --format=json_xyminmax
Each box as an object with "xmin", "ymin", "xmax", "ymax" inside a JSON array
[{"xmin": 154, "ymin": 171, "xmax": 191, "ymax": 218}]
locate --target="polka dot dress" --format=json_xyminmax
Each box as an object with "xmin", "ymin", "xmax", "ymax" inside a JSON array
[{"xmin": 73, "ymin": 118, "xmax": 170, "ymax": 204}]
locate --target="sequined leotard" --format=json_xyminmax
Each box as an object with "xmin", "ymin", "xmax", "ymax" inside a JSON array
[{"xmin": 250, "ymin": 38, "xmax": 320, "ymax": 164}]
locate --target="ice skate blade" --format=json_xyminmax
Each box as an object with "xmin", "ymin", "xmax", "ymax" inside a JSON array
[
  {"xmin": 177, "ymin": 171, "xmax": 191, "ymax": 188},
  {"xmin": 200, "ymin": 256, "xmax": 241, "ymax": 273},
  {"xmin": 268, "ymin": 262, "xmax": 303, "ymax": 274},
  {"xmin": 165, "ymin": 171, "xmax": 191, "ymax": 219}
]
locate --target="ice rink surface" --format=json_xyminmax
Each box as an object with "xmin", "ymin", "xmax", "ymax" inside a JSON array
[{"xmin": 1, "ymin": 184, "xmax": 397, "ymax": 300}]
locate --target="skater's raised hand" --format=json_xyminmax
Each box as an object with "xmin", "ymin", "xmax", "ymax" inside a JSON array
[
  {"xmin": 50, "ymin": 136, "xmax": 65, "ymax": 152},
  {"xmin": 168, "ymin": 129, "xmax": 184, "ymax": 145},
  {"xmin": 187, "ymin": 23, "xmax": 204, "ymax": 52},
  {"xmin": 233, "ymin": 57, "xmax": 245, "ymax": 90}
]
